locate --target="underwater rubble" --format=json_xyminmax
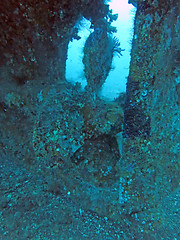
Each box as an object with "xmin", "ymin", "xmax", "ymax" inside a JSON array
[{"xmin": 0, "ymin": 0, "xmax": 179, "ymax": 239}]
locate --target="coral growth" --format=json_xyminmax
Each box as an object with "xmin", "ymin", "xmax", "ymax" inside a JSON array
[{"xmin": 83, "ymin": 28, "xmax": 123, "ymax": 98}]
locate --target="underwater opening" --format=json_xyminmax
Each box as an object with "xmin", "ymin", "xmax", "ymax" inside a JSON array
[{"xmin": 66, "ymin": 0, "xmax": 136, "ymax": 101}]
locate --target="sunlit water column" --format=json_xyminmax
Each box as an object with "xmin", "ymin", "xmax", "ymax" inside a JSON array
[{"xmin": 65, "ymin": 0, "xmax": 136, "ymax": 100}]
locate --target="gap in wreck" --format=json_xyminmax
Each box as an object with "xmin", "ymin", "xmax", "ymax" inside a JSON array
[{"xmin": 65, "ymin": 0, "xmax": 136, "ymax": 101}]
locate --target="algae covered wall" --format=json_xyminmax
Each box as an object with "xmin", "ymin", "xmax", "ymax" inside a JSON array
[{"xmin": 120, "ymin": 0, "xmax": 180, "ymax": 235}]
